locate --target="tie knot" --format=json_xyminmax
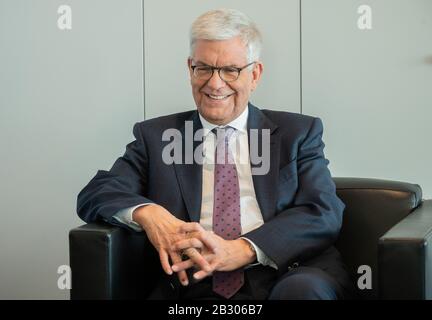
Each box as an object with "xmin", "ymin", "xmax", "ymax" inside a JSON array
[{"xmin": 212, "ymin": 126, "xmax": 236, "ymax": 142}]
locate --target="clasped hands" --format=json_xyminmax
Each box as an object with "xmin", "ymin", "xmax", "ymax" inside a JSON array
[{"xmin": 133, "ymin": 204, "xmax": 256, "ymax": 286}]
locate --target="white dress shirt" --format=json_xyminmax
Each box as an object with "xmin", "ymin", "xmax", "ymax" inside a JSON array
[{"xmin": 114, "ymin": 106, "xmax": 277, "ymax": 269}]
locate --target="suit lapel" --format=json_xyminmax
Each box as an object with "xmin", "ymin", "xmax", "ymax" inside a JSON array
[
  {"xmin": 173, "ymin": 104, "xmax": 280, "ymax": 223},
  {"xmin": 173, "ymin": 111, "xmax": 203, "ymax": 222},
  {"xmin": 247, "ymin": 103, "xmax": 280, "ymax": 222}
]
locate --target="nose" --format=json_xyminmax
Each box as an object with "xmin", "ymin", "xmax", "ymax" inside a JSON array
[{"xmin": 205, "ymin": 69, "xmax": 226, "ymax": 91}]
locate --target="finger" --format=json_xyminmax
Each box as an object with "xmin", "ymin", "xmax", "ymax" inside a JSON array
[
  {"xmin": 169, "ymin": 251, "xmax": 189, "ymax": 286},
  {"xmin": 194, "ymin": 232, "xmax": 219, "ymax": 252},
  {"xmin": 193, "ymin": 259, "xmax": 218, "ymax": 280},
  {"xmin": 172, "ymin": 251, "xmax": 214, "ymax": 273},
  {"xmin": 181, "ymin": 231, "xmax": 219, "ymax": 253},
  {"xmin": 172, "ymin": 238, "xmax": 204, "ymax": 251},
  {"xmin": 178, "ymin": 225, "xmax": 219, "ymax": 253},
  {"xmin": 159, "ymin": 249, "xmax": 172, "ymax": 275},
  {"xmin": 171, "ymin": 258, "xmax": 195, "ymax": 272},
  {"xmin": 192, "ymin": 269, "xmax": 211, "ymax": 280},
  {"xmin": 178, "ymin": 222, "xmax": 204, "ymax": 234},
  {"xmin": 183, "ymin": 247, "xmax": 212, "ymax": 272}
]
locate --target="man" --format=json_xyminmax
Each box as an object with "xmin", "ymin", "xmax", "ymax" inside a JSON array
[{"xmin": 77, "ymin": 8, "xmax": 353, "ymax": 300}]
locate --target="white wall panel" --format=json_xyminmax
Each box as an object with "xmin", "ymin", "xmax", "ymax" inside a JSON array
[
  {"xmin": 0, "ymin": 0, "xmax": 144, "ymax": 299},
  {"xmin": 302, "ymin": 0, "xmax": 432, "ymax": 197}
]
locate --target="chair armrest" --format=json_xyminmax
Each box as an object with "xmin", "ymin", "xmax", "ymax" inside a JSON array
[
  {"xmin": 378, "ymin": 200, "xmax": 432, "ymax": 299},
  {"xmin": 69, "ymin": 222, "xmax": 160, "ymax": 299},
  {"xmin": 334, "ymin": 177, "xmax": 422, "ymax": 300}
]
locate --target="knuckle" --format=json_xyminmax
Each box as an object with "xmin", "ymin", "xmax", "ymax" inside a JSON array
[
  {"xmin": 185, "ymin": 247, "xmax": 195, "ymax": 256},
  {"xmin": 190, "ymin": 248, "xmax": 199, "ymax": 256}
]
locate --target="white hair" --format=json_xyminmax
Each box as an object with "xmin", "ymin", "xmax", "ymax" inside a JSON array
[{"xmin": 190, "ymin": 8, "xmax": 263, "ymax": 63}]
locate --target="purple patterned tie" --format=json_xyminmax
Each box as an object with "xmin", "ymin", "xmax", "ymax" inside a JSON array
[{"xmin": 212, "ymin": 127, "xmax": 244, "ymax": 299}]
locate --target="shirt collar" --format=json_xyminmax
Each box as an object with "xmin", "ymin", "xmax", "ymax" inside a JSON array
[{"xmin": 198, "ymin": 105, "xmax": 248, "ymax": 136}]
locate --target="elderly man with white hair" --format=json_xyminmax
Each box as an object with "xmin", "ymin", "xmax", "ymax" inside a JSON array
[{"xmin": 77, "ymin": 8, "xmax": 354, "ymax": 300}]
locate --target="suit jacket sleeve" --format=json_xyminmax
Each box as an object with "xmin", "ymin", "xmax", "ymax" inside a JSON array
[
  {"xmin": 243, "ymin": 117, "xmax": 345, "ymax": 273},
  {"xmin": 77, "ymin": 122, "xmax": 154, "ymax": 227}
]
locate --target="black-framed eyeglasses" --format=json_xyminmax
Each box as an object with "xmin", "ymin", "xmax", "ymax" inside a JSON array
[{"xmin": 190, "ymin": 61, "xmax": 256, "ymax": 82}]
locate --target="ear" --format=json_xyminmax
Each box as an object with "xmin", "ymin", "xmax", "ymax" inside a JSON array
[
  {"xmin": 250, "ymin": 61, "xmax": 263, "ymax": 92},
  {"xmin": 187, "ymin": 57, "xmax": 193, "ymax": 79}
]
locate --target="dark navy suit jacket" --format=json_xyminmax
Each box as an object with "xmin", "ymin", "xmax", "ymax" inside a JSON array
[{"xmin": 77, "ymin": 103, "xmax": 346, "ymax": 277}]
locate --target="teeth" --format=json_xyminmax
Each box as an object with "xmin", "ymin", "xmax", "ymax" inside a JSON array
[{"xmin": 208, "ymin": 94, "xmax": 229, "ymax": 100}]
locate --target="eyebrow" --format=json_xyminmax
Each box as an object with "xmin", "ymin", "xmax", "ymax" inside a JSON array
[{"xmin": 193, "ymin": 60, "xmax": 240, "ymax": 68}]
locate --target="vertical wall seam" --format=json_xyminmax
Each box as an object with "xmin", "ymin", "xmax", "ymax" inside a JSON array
[
  {"xmin": 299, "ymin": 0, "xmax": 303, "ymax": 115},
  {"xmin": 142, "ymin": 0, "xmax": 146, "ymax": 120}
]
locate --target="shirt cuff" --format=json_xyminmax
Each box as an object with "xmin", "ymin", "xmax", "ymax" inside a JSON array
[
  {"xmin": 240, "ymin": 237, "xmax": 278, "ymax": 270},
  {"xmin": 113, "ymin": 203, "xmax": 153, "ymax": 232}
]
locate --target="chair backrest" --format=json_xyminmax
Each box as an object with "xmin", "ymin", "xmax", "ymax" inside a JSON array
[{"xmin": 333, "ymin": 177, "xmax": 422, "ymax": 299}]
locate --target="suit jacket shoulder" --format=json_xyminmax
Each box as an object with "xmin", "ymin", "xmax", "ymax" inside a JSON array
[
  {"xmin": 260, "ymin": 108, "xmax": 320, "ymax": 136},
  {"xmin": 137, "ymin": 110, "xmax": 195, "ymax": 130}
]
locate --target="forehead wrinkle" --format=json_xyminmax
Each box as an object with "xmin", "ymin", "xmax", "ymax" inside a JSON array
[{"xmin": 192, "ymin": 38, "xmax": 248, "ymax": 68}]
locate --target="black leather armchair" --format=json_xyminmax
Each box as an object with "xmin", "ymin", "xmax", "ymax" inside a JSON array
[{"xmin": 69, "ymin": 177, "xmax": 432, "ymax": 300}]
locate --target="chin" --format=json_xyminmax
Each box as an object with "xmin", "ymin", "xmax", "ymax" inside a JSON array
[
  {"xmin": 202, "ymin": 112, "xmax": 225, "ymax": 124},
  {"xmin": 199, "ymin": 106, "xmax": 230, "ymax": 122}
]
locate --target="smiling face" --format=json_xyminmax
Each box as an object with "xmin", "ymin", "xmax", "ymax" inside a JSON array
[{"xmin": 188, "ymin": 36, "xmax": 263, "ymax": 125}]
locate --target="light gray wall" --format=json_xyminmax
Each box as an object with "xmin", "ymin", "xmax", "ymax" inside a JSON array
[
  {"xmin": 0, "ymin": 0, "xmax": 144, "ymax": 299},
  {"xmin": 302, "ymin": 0, "xmax": 432, "ymax": 197},
  {"xmin": 0, "ymin": 0, "xmax": 430, "ymax": 299}
]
